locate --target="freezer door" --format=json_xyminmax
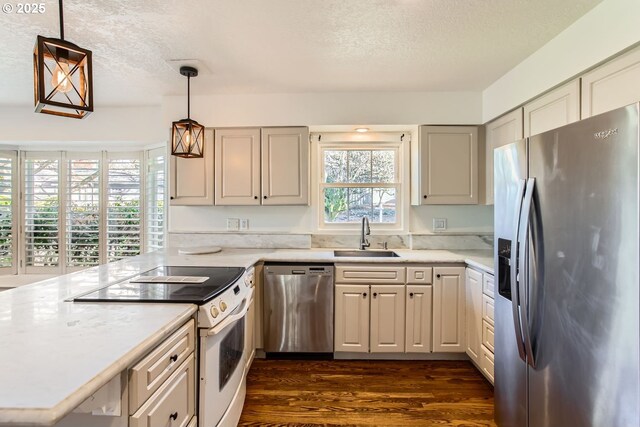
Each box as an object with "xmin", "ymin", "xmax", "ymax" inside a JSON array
[
  {"xmin": 494, "ymin": 139, "xmax": 528, "ymax": 427},
  {"xmin": 527, "ymin": 103, "xmax": 639, "ymax": 427}
]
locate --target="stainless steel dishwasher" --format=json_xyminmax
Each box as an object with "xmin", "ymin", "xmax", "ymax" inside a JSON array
[{"xmin": 263, "ymin": 264, "xmax": 334, "ymax": 353}]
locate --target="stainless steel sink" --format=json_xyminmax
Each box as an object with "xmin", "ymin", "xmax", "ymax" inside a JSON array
[{"xmin": 333, "ymin": 250, "xmax": 400, "ymax": 258}]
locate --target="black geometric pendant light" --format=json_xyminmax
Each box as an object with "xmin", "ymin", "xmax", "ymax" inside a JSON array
[
  {"xmin": 33, "ymin": 0, "xmax": 93, "ymax": 119},
  {"xmin": 171, "ymin": 66, "xmax": 205, "ymax": 158}
]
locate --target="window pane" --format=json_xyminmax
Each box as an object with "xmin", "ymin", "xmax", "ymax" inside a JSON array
[
  {"xmin": 324, "ymin": 150, "xmax": 347, "ymax": 183},
  {"xmin": 324, "ymin": 187, "xmax": 396, "ymax": 224},
  {"xmin": 0, "ymin": 156, "xmax": 13, "ymax": 268},
  {"xmin": 66, "ymin": 159, "xmax": 100, "ymax": 267},
  {"xmin": 373, "ymin": 188, "xmax": 396, "ymax": 223},
  {"xmin": 347, "ymin": 151, "xmax": 372, "ymax": 183},
  {"xmin": 24, "ymin": 159, "xmax": 59, "ymax": 267},
  {"xmin": 323, "ymin": 187, "xmax": 348, "ymax": 222},
  {"xmin": 107, "ymin": 158, "xmax": 141, "ymax": 262},
  {"xmin": 372, "ymin": 150, "xmax": 395, "ymax": 182},
  {"xmin": 145, "ymin": 152, "xmax": 165, "ymax": 252}
]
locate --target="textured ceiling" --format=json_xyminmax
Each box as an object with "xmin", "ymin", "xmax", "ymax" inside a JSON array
[{"xmin": 0, "ymin": 0, "xmax": 602, "ymax": 106}]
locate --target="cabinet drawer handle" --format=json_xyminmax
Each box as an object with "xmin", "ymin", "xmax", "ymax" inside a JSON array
[
  {"xmin": 436, "ymin": 274, "xmax": 441, "ymax": 279},
  {"xmin": 409, "ymin": 292, "xmax": 414, "ymax": 298},
  {"xmin": 170, "ymin": 412, "xmax": 178, "ymax": 421},
  {"xmin": 373, "ymin": 292, "xmax": 377, "ymax": 298},
  {"xmin": 362, "ymin": 292, "xmax": 367, "ymax": 298},
  {"xmin": 169, "ymin": 354, "xmax": 178, "ymax": 363}
]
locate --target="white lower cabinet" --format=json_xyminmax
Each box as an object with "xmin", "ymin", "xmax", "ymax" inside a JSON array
[
  {"xmin": 130, "ymin": 354, "xmax": 196, "ymax": 427},
  {"xmin": 370, "ymin": 285, "xmax": 405, "ymax": 353},
  {"xmin": 465, "ymin": 268, "xmax": 483, "ymax": 364},
  {"xmin": 480, "ymin": 345, "xmax": 495, "ymax": 384},
  {"xmin": 432, "ymin": 267, "xmax": 466, "ymax": 352},
  {"xmin": 334, "ymin": 284, "xmax": 370, "ymax": 352},
  {"xmin": 405, "ymin": 285, "xmax": 433, "ymax": 353}
]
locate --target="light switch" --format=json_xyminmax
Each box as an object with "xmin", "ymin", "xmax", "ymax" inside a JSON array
[{"xmin": 240, "ymin": 219, "xmax": 249, "ymax": 230}]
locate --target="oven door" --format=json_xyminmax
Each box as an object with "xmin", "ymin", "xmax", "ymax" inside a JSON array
[{"xmin": 199, "ymin": 294, "xmax": 252, "ymax": 427}]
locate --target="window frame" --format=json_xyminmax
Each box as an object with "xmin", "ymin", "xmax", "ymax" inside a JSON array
[
  {"xmin": 0, "ymin": 151, "xmax": 18, "ymax": 275},
  {"xmin": 316, "ymin": 139, "xmax": 405, "ymax": 232}
]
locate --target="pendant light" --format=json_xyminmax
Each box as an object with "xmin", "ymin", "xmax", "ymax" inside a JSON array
[
  {"xmin": 171, "ymin": 66, "xmax": 205, "ymax": 158},
  {"xmin": 33, "ymin": 0, "xmax": 93, "ymax": 119}
]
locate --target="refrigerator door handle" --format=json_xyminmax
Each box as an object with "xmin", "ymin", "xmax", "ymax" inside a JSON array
[
  {"xmin": 510, "ymin": 178, "xmax": 527, "ymax": 362},
  {"xmin": 518, "ymin": 177, "xmax": 536, "ymax": 368}
]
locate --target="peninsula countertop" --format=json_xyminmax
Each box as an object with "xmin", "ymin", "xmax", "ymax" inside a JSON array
[{"xmin": 0, "ymin": 247, "xmax": 493, "ymax": 426}]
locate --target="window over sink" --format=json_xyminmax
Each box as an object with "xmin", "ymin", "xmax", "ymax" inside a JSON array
[{"xmin": 317, "ymin": 132, "xmax": 405, "ymax": 231}]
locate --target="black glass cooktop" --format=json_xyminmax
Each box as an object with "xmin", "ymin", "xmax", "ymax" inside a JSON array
[{"xmin": 74, "ymin": 266, "xmax": 245, "ymax": 304}]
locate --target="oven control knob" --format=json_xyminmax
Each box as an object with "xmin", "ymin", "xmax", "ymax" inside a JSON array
[
  {"xmin": 210, "ymin": 306, "xmax": 219, "ymax": 318},
  {"xmin": 220, "ymin": 301, "xmax": 228, "ymax": 312},
  {"xmin": 245, "ymin": 276, "xmax": 254, "ymax": 288}
]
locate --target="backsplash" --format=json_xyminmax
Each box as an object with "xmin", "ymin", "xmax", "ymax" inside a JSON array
[{"xmin": 168, "ymin": 232, "xmax": 493, "ymax": 251}]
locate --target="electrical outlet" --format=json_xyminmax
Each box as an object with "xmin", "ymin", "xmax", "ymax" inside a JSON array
[
  {"xmin": 433, "ymin": 218, "xmax": 447, "ymax": 232},
  {"xmin": 240, "ymin": 219, "xmax": 249, "ymax": 230},
  {"xmin": 226, "ymin": 218, "xmax": 240, "ymax": 231}
]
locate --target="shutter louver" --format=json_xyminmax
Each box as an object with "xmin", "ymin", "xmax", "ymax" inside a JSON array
[
  {"xmin": 0, "ymin": 155, "xmax": 14, "ymax": 270},
  {"xmin": 145, "ymin": 150, "xmax": 165, "ymax": 251},
  {"xmin": 66, "ymin": 158, "xmax": 100, "ymax": 267},
  {"xmin": 107, "ymin": 158, "xmax": 141, "ymax": 262}
]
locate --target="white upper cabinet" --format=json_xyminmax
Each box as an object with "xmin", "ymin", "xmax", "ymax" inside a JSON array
[
  {"xmin": 524, "ymin": 79, "xmax": 580, "ymax": 137},
  {"xmin": 582, "ymin": 45, "xmax": 640, "ymax": 118},
  {"xmin": 215, "ymin": 128, "xmax": 261, "ymax": 206},
  {"xmin": 484, "ymin": 109, "xmax": 523, "ymax": 205},
  {"xmin": 214, "ymin": 127, "xmax": 309, "ymax": 206},
  {"xmin": 412, "ymin": 126, "xmax": 478, "ymax": 205},
  {"xmin": 261, "ymin": 127, "xmax": 309, "ymax": 205},
  {"xmin": 169, "ymin": 128, "xmax": 214, "ymax": 206}
]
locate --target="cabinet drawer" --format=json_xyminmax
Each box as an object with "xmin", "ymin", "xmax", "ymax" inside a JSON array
[
  {"xmin": 482, "ymin": 294, "xmax": 494, "ymax": 325},
  {"xmin": 480, "ymin": 345, "xmax": 494, "ymax": 384},
  {"xmin": 335, "ymin": 265, "xmax": 406, "ymax": 284},
  {"xmin": 482, "ymin": 273, "xmax": 495, "ymax": 298},
  {"xmin": 482, "ymin": 320, "xmax": 495, "ymax": 353},
  {"xmin": 130, "ymin": 354, "xmax": 196, "ymax": 427},
  {"xmin": 406, "ymin": 267, "xmax": 433, "ymax": 284},
  {"xmin": 129, "ymin": 319, "xmax": 195, "ymax": 413}
]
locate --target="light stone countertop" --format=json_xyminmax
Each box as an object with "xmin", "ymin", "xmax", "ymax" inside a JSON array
[{"xmin": 0, "ymin": 247, "xmax": 493, "ymax": 426}]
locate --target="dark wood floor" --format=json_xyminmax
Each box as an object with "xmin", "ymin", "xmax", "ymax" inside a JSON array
[{"xmin": 238, "ymin": 359, "xmax": 496, "ymax": 426}]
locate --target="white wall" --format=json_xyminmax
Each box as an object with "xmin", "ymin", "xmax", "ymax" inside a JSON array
[
  {"xmin": 165, "ymin": 90, "xmax": 491, "ymax": 234},
  {"xmin": 0, "ymin": 105, "xmax": 165, "ymax": 147},
  {"xmin": 483, "ymin": 0, "xmax": 640, "ymax": 122}
]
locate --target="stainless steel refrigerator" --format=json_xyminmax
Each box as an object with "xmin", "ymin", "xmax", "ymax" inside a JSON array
[{"xmin": 494, "ymin": 103, "xmax": 639, "ymax": 427}]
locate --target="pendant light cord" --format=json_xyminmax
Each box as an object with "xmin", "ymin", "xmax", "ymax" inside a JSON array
[
  {"xmin": 187, "ymin": 75, "xmax": 191, "ymax": 119},
  {"xmin": 59, "ymin": 0, "xmax": 64, "ymax": 40}
]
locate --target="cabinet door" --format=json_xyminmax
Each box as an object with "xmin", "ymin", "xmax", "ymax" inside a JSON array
[
  {"xmin": 484, "ymin": 109, "xmax": 523, "ymax": 205},
  {"xmin": 582, "ymin": 45, "xmax": 640, "ymax": 118},
  {"xmin": 335, "ymin": 284, "xmax": 369, "ymax": 352},
  {"xmin": 169, "ymin": 128, "xmax": 214, "ymax": 205},
  {"xmin": 405, "ymin": 285, "xmax": 433, "ymax": 353},
  {"xmin": 370, "ymin": 285, "xmax": 405, "ymax": 353},
  {"xmin": 417, "ymin": 126, "xmax": 478, "ymax": 205},
  {"xmin": 465, "ymin": 268, "xmax": 483, "ymax": 364},
  {"xmin": 432, "ymin": 267, "xmax": 466, "ymax": 352},
  {"xmin": 214, "ymin": 128, "xmax": 261, "ymax": 205},
  {"xmin": 261, "ymin": 127, "xmax": 309, "ymax": 205},
  {"xmin": 524, "ymin": 79, "xmax": 580, "ymax": 137}
]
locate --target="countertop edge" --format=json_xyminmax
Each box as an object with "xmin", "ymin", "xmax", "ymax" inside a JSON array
[{"xmin": 0, "ymin": 305, "xmax": 197, "ymax": 427}]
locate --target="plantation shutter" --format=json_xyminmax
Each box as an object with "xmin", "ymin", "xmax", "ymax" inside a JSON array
[
  {"xmin": 66, "ymin": 155, "xmax": 101, "ymax": 269},
  {"xmin": 107, "ymin": 153, "xmax": 142, "ymax": 262},
  {"xmin": 23, "ymin": 153, "xmax": 61, "ymax": 273},
  {"xmin": 0, "ymin": 151, "xmax": 17, "ymax": 274},
  {"xmin": 145, "ymin": 148, "xmax": 166, "ymax": 252}
]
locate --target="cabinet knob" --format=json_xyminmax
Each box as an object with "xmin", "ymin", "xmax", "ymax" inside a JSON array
[
  {"xmin": 373, "ymin": 292, "xmax": 377, "ymax": 298},
  {"xmin": 170, "ymin": 412, "xmax": 178, "ymax": 421},
  {"xmin": 423, "ymin": 195, "xmax": 427, "ymax": 199},
  {"xmin": 409, "ymin": 292, "xmax": 414, "ymax": 298},
  {"xmin": 254, "ymin": 196, "xmax": 258, "ymax": 199},
  {"xmin": 263, "ymin": 196, "xmax": 267, "ymax": 199},
  {"xmin": 169, "ymin": 354, "xmax": 178, "ymax": 363},
  {"xmin": 362, "ymin": 292, "xmax": 367, "ymax": 298},
  {"xmin": 170, "ymin": 196, "xmax": 174, "ymax": 200},
  {"xmin": 436, "ymin": 274, "xmax": 441, "ymax": 279}
]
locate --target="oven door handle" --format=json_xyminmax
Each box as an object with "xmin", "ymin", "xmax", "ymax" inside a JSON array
[{"xmin": 204, "ymin": 291, "xmax": 254, "ymax": 337}]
